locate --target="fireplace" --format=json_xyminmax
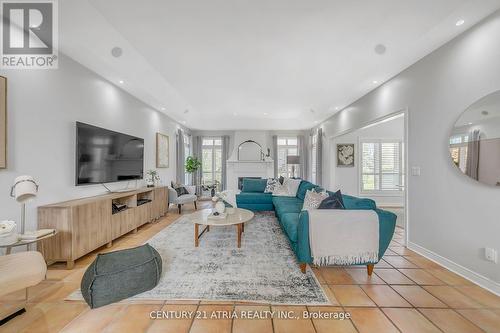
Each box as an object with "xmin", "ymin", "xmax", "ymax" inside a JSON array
[{"xmin": 238, "ymin": 177, "xmax": 262, "ymax": 190}]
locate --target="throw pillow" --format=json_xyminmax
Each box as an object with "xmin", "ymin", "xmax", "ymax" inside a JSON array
[
  {"xmin": 264, "ymin": 178, "xmax": 279, "ymax": 193},
  {"xmin": 318, "ymin": 190, "xmax": 345, "ymax": 209},
  {"xmin": 302, "ymin": 189, "xmax": 329, "ymax": 210},
  {"xmin": 271, "ymin": 182, "xmax": 292, "ymax": 196},
  {"xmin": 285, "ymin": 177, "xmax": 302, "ymax": 197},
  {"xmin": 171, "ymin": 181, "xmax": 189, "ymax": 196}
]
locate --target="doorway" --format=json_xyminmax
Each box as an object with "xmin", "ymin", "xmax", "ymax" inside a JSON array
[{"xmin": 329, "ymin": 110, "xmax": 408, "ymax": 238}]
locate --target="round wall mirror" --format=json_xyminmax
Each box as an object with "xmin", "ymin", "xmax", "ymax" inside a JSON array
[
  {"xmin": 238, "ymin": 140, "xmax": 263, "ymax": 161},
  {"xmin": 449, "ymin": 90, "xmax": 500, "ymax": 186}
]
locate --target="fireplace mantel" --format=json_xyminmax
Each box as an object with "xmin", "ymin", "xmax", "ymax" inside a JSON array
[
  {"xmin": 227, "ymin": 160, "xmax": 273, "ymax": 164},
  {"xmin": 226, "ymin": 159, "xmax": 274, "ymax": 190}
]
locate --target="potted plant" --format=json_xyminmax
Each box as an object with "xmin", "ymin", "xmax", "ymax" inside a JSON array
[
  {"xmin": 185, "ymin": 156, "xmax": 201, "ymax": 174},
  {"xmin": 146, "ymin": 170, "xmax": 160, "ymax": 187}
]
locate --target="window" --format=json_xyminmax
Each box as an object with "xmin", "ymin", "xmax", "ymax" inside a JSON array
[
  {"xmin": 183, "ymin": 133, "xmax": 191, "ymax": 184},
  {"xmin": 277, "ymin": 136, "xmax": 299, "ymax": 177},
  {"xmin": 202, "ymin": 137, "xmax": 222, "ymax": 187},
  {"xmin": 311, "ymin": 134, "xmax": 318, "ymax": 183},
  {"xmin": 449, "ymin": 134, "xmax": 468, "ymax": 173},
  {"xmin": 361, "ymin": 139, "xmax": 404, "ymax": 193}
]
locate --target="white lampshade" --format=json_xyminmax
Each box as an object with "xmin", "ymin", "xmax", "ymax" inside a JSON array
[{"xmin": 11, "ymin": 175, "xmax": 38, "ymax": 203}]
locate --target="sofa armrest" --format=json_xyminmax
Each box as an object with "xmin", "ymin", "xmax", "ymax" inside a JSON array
[
  {"xmin": 168, "ymin": 187, "xmax": 178, "ymax": 203},
  {"xmin": 374, "ymin": 208, "xmax": 397, "ymax": 259},
  {"xmin": 297, "ymin": 211, "xmax": 313, "ymax": 263},
  {"xmin": 297, "ymin": 208, "xmax": 397, "ymax": 263}
]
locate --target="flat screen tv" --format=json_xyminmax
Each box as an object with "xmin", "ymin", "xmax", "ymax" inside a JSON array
[{"xmin": 76, "ymin": 122, "xmax": 144, "ymax": 185}]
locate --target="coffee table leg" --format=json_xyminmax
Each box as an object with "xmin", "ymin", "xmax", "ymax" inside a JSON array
[
  {"xmin": 194, "ymin": 223, "xmax": 199, "ymax": 247},
  {"xmin": 241, "ymin": 223, "xmax": 244, "ymax": 233},
  {"xmin": 237, "ymin": 223, "xmax": 242, "ymax": 248}
]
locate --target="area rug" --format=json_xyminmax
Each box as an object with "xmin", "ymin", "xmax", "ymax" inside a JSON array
[{"xmin": 67, "ymin": 212, "xmax": 329, "ymax": 305}]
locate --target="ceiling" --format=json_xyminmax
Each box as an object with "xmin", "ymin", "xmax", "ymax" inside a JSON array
[{"xmin": 59, "ymin": 0, "xmax": 500, "ymax": 130}]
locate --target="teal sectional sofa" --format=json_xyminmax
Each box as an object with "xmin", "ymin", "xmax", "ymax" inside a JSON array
[{"xmin": 236, "ymin": 178, "xmax": 397, "ymax": 274}]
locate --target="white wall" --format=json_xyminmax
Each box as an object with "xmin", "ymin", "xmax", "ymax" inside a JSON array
[
  {"xmin": 0, "ymin": 55, "xmax": 182, "ymax": 233},
  {"xmin": 330, "ymin": 115, "xmax": 405, "ymax": 206},
  {"xmin": 318, "ymin": 12, "xmax": 500, "ymax": 291}
]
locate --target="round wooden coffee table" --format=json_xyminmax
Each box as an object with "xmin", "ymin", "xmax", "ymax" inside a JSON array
[{"xmin": 188, "ymin": 208, "xmax": 254, "ymax": 248}]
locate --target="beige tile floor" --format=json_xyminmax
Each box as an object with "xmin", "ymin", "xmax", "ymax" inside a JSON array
[{"xmin": 1, "ymin": 201, "xmax": 500, "ymax": 333}]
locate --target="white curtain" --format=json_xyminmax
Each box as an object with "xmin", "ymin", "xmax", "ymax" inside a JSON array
[
  {"xmin": 316, "ymin": 128, "xmax": 323, "ymax": 185},
  {"xmin": 192, "ymin": 136, "xmax": 203, "ymax": 195},
  {"xmin": 175, "ymin": 129, "xmax": 185, "ymax": 184},
  {"xmin": 272, "ymin": 135, "xmax": 278, "ymax": 178},
  {"xmin": 298, "ymin": 135, "xmax": 308, "ymax": 179},
  {"xmin": 466, "ymin": 129, "xmax": 480, "ymax": 180},
  {"xmin": 221, "ymin": 135, "xmax": 230, "ymax": 190}
]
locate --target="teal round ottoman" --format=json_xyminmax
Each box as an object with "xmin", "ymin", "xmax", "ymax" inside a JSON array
[{"xmin": 81, "ymin": 243, "xmax": 162, "ymax": 308}]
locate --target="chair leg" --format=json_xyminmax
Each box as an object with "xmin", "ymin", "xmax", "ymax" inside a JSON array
[
  {"xmin": 367, "ymin": 264, "xmax": 374, "ymax": 276},
  {"xmin": 178, "ymin": 204, "xmax": 181, "ymax": 214},
  {"xmin": 194, "ymin": 201, "xmax": 197, "ymax": 210}
]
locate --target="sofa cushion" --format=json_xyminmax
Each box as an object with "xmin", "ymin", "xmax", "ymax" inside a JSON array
[
  {"xmin": 242, "ymin": 178, "xmax": 267, "ymax": 193},
  {"xmin": 272, "ymin": 195, "xmax": 302, "ymax": 206},
  {"xmin": 296, "ymin": 181, "xmax": 319, "ymax": 200},
  {"xmin": 334, "ymin": 193, "xmax": 376, "ymax": 210},
  {"xmin": 236, "ymin": 192, "xmax": 273, "ymax": 204},
  {"xmin": 176, "ymin": 194, "xmax": 197, "ymax": 204},
  {"xmin": 81, "ymin": 244, "xmax": 162, "ymax": 309},
  {"xmin": 264, "ymin": 178, "xmax": 279, "ymax": 193},
  {"xmin": 318, "ymin": 190, "xmax": 345, "ymax": 209},
  {"xmin": 275, "ymin": 201, "xmax": 303, "ymax": 218},
  {"xmin": 302, "ymin": 189, "xmax": 329, "ymax": 210},
  {"xmin": 285, "ymin": 178, "xmax": 302, "ymax": 197},
  {"xmin": 281, "ymin": 213, "xmax": 300, "ymax": 242}
]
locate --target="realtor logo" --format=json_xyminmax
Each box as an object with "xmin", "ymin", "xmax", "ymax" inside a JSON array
[{"xmin": 1, "ymin": 0, "xmax": 58, "ymax": 69}]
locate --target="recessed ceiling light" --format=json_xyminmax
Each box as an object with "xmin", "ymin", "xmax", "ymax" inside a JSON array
[
  {"xmin": 182, "ymin": 120, "xmax": 186, "ymax": 124},
  {"xmin": 335, "ymin": 107, "xmax": 340, "ymax": 111},
  {"xmin": 310, "ymin": 109, "xmax": 315, "ymax": 113},
  {"xmin": 111, "ymin": 47, "xmax": 123, "ymax": 58},
  {"xmin": 373, "ymin": 80, "xmax": 378, "ymax": 84},
  {"xmin": 456, "ymin": 19, "xmax": 465, "ymax": 26},
  {"xmin": 184, "ymin": 109, "xmax": 189, "ymax": 114},
  {"xmin": 118, "ymin": 80, "xmax": 124, "ymax": 84},
  {"xmin": 374, "ymin": 44, "xmax": 386, "ymax": 55},
  {"xmin": 481, "ymin": 110, "xmax": 489, "ymax": 116},
  {"xmin": 468, "ymin": 122, "xmax": 473, "ymax": 125},
  {"xmin": 263, "ymin": 112, "xmax": 269, "ymax": 116},
  {"xmin": 160, "ymin": 107, "xmax": 165, "ymax": 111},
  {"xmin": 314, "ymin": 120, "xmax": 319, "ymax": 124},
  {"xmin": 233, "ymin": 112, "xmax": 238, "ymax": 116}
]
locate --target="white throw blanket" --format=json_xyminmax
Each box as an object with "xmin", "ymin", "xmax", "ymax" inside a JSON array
[{"xmin": 308, "ymin": 209, "xmax": 379, "ymax": 266}]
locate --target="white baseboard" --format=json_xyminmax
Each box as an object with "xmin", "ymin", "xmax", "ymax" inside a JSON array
[{"xmin": 407, "ymin": 241, "xmax": 500, "ymax": 296}]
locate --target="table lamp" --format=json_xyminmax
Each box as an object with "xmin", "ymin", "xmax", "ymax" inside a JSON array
[
  {"xmin": 10, "ymin": 175, "xmax": 39, "ymax": 235},
  {"xmin": 286, "ymin": 155, "xmax": 300, "ymax": 178}
]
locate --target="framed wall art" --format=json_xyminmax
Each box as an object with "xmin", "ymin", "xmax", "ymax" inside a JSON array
[
  {"xmin": 156, "ymin": 133, "xmax": 169, "ymax": 168},
  {"xmin": 337, "ymin": 143, "xmax": 354, "ymax": 167}
]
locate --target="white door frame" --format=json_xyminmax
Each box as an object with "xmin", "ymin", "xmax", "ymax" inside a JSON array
[{"xmin": 328, "ymin": 108, "xmax": 409, "ymax": 243}]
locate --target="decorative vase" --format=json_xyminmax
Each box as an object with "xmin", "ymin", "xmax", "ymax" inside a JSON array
[{"xmin": 215, "ymin": 201, "xmax": 225, "ymax": 214}]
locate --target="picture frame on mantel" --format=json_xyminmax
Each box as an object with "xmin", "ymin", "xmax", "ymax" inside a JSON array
[
  {"xmin": 0, "ymin": 76, "xmax": 6, "ymax": 169},
  {"xmin": 156, "ymin": 133, "xmax": 169, "ymax": 168}
]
